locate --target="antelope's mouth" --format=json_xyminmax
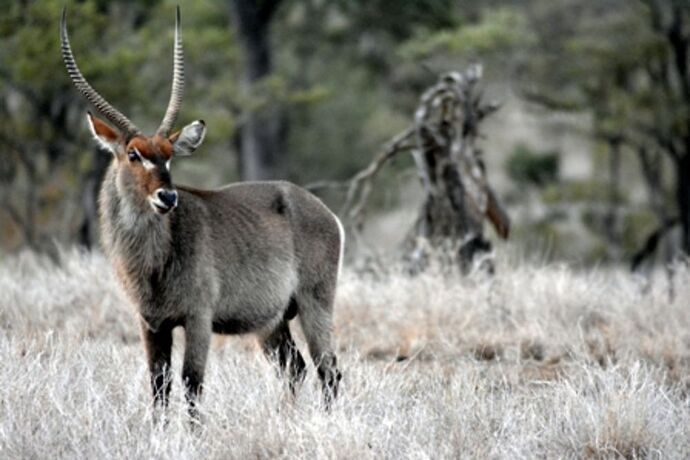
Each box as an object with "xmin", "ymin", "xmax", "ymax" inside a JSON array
[{"xmin": 149, "ymin": 198, "xmax": 175, "ymax": 215}]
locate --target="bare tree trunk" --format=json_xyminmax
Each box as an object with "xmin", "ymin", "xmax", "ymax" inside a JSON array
[
  {"xmin": 406, "ymin": 68, "xmax": 508, "ymax": 273},
  {"xmin": 409, "ymin": 121, "xmax": 491, "ymax": 272},
  {"xmin": 230, "ymin": 0, "xmax": 287, "ymax": 181}
]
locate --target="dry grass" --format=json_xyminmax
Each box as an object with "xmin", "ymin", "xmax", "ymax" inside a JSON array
[{"xmin": 1, "ymin": 248, "xmax": 689, "ymax": 459}]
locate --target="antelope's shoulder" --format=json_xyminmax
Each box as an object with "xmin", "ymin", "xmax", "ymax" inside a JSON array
[{"xmin": 178, "ymin": 181, "xmax": 341, "ymax": 246}]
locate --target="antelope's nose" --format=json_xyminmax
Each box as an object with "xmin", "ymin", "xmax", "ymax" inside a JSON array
[{"xmin": 157, "ymin": 189, "xmax": 178, "ymax": 208}]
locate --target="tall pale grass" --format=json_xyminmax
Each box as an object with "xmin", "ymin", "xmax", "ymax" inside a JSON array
[{"xmin": 1, "ymin": 249, "xmax": 688, "ymax": 458}]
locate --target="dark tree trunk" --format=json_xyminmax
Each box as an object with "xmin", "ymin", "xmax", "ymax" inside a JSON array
[
  {"xmin": 632, "ymin": 146, "xmax": 679, "ymax": 299},
  {"xmin": 636, "ymin": 146, "xmax": 676, "ymax": 262},
  {"xmin": 603, "ymin": 138, "xmax": 622, "ymax": 248},
  {"xmin": 78, "ymin": 150, "xmax": 110, "ymax": 248},
  {"xmin": 230, "ymin": 0, "xmax": 286, "ymax": 181},
  {"xmin": 676, "ymin": 154, "xmax": 690, "ymax": 254},
  {"xmin": 665, "ymin": 1, "xmax": 690, "ymax": 255}
]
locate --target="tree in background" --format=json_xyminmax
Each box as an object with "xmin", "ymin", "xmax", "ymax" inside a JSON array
[
  {"xmin": 521, "ymin": 0, "xmax": 690, "ymax": 260},
  {"xmin": 641, "ymin": 0, "xmax": 690, "ymax": 258},
  {"xmin": 275, "ymin": 0, "xmax": 461, "ymax": 187},
  {"xmin": 230, "ymin": 0, "xmax": 286, "ymax": 180}
]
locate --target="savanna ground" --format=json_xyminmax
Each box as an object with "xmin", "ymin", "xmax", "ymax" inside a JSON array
[{"xmin": 0, "ymin": 248, "xmax": 689, "ymax": 459}]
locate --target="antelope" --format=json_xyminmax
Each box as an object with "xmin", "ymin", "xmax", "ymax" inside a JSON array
[{"xmin": 60, "ymin": 7, "xmax": 343, "ymax": 418}]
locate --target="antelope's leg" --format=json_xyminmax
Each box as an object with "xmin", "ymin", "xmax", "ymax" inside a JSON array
[
  {"xmin": 261, "ymin": 320, "xmax": 307, "ymax": 394},
  {"xmin": 297, "ymin": 284, "xmax": 342, "ymax": 408},
  {"xmin": 140, "ymin": 320, "xmax": 173, "ymax": 408},
  {"xmin": 182, "ymin": 314, "xmax": 212, "ymax": 421}
]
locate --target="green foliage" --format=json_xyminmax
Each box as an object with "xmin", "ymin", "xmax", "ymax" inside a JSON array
[
  {"xmin": 285, "ymin": 67, "xmax": 408, "ymax": 187},
  {"xmin": 399, "ymin": 8, "xmax": 534, "ymax": 60},
  {"xmin": 274, "ymin": 0, "xmax": 445, "ymax": 196},
  {"xmin": 506, "ymin": 144, "xmax": 559, "ymax": 188},
  {"xmin": 333, "ymin": 0, "xmax": 457, "ymax": 41},
  {"xmin": 0, "ymin": 0, "xmax": 238, "ymax": 145},
  {"xmin": 621, "ymin": 209, "xmax": 658, "ymax": 254},
  {"xmin": 542, "ymin": 180, "xmax": 624, "ymax": 205}
]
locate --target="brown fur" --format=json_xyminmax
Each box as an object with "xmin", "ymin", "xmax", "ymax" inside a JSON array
[{"xmin": 127, "ymin": 136, "xmax": 174, "ymax": 161}]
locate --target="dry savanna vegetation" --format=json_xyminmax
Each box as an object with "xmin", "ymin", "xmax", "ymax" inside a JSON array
[{"xmin": 1, "ymin": 248, "xmax": 689, "ymax": 459}]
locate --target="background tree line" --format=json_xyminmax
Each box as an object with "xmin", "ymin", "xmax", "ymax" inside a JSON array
[{"xmin": 1, "ymin": 0, "xmax": 688, "ymax": 267}]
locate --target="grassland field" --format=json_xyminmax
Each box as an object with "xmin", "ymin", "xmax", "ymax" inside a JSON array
[{"xmin": 0, "ymin": 248, "xmax": 689, "ymax": 459}]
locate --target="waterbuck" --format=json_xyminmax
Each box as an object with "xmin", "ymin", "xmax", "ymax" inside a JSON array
[{"xmin": 60, "ymin": 7, "xmax": 343, "ymax": 417}]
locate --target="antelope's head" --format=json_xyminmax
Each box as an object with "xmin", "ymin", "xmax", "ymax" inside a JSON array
[{"xmin": 61, "ymin": 7, "xmax": 206, "ymax": 215}]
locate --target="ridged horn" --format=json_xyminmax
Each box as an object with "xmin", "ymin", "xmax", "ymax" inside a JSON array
[
  {"xmin": 157, "ymin": 6, "xmax": 184, "ymax": 136},
  {"xmin": 60, "ymin": 8, "xmax": 140, "ymax": 138}
]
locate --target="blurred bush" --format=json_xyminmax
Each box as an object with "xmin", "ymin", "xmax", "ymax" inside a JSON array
[{"xmin": 506, "ymin": 144, "xmax": 559, "ymax": 188}]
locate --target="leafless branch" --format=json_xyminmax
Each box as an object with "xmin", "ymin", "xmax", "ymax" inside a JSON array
[{"xmin": 339, "ymin": 127, "xmax": 416, "ymax": 221}]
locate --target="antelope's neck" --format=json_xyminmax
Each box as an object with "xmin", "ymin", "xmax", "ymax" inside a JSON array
[{"xmin": 99, "ymin": 162, "xmax": 172, "ymax": 276}]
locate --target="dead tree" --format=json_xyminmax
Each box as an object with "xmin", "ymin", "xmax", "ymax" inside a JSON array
[{"xmin": 335, "ymin": 66, "xmax": 510, "ymax": 272}]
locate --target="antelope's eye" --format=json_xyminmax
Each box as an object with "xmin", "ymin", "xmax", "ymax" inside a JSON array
[{"xmin": 127, "ymin": 149, "xmax": 140, "ymax": 162}]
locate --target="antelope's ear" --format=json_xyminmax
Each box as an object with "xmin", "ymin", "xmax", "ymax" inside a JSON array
[
  {"xmin": 170, "ymin": 120, "xmax": 206, "ymax": 157},
  {"xmin": 86, "ymin": 112, "xmax": 120, "ymax": 154}
]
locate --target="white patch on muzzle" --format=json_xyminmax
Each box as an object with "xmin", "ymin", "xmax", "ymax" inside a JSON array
[{"xmin": 149, "ymin": 188, "xmax": 178, "ymax": 214}]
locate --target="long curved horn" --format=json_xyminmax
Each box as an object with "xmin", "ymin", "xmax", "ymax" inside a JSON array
[
  {"xmin": 157, "ymin": 6, "xmax": 184, "ymax": 136},
  {"xmin": 60, "ymin": 9, "xmax": 140, "ymax": 138}
]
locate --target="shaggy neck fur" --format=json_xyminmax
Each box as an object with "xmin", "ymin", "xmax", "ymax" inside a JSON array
[{"xmin": 100, "ymin": 162, "xmax": 172, "ymax": 277}]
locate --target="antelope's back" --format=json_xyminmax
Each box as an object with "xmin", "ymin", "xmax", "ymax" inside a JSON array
[{"xmin": 180, "ymin": 180, "xmax": 342, "ymax": 296}]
